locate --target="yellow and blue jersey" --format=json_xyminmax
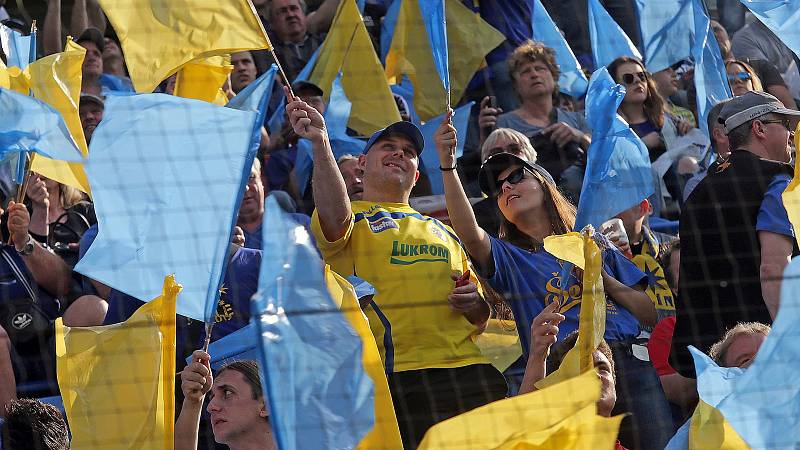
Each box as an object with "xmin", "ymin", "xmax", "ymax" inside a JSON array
[{"xmin": 311, "ymin": 201, "xmax": 489, "ymax": 373}]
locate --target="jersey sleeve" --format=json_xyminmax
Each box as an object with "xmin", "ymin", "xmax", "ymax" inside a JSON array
[
  {"xmin": 757, "ymin": 174, "xmax": 794, "ymax": 238},
  {"xmin": 603, "ymin": 245, "xmax": 648, "ymax": 289},
  {"xmin": 311, "ymin": 208, "xmax": 355, "ymax": 258}
]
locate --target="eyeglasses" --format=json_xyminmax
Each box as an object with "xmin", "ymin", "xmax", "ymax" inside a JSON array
[
  {"xmin": 492, "ymin": 167, "xmax": 529, "ymax": 197},
  {"xmin": 727, "ymin": 72, "xmax": 752, "ymax": 83},
  {"xmin": 621, "ymin": 71, "xmax": 647, "ymax": 85},
  {"xmin": 760, "ymin": 118, "xmax": 792, "ymax": 131},
  {"xmin": 488, "ymin": 143, "xmax": 522, "ymax": 157}
]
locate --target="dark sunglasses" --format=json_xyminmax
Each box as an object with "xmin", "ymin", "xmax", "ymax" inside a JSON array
[
  {"xmin": 492, "ymin": 167, "xmax": 530, "ymax": 197},
  {"xmin": 727, "ymin": 72, "xmax": 752, "ymax": 83},
  {"xmin": 488, "ymin": 143, "xmax": 522, "ymax": 157},
  {"xmin": 621, "ymin": 71, "xmax": 647, "ymax": 85},
  {"xmin": 759, "ymin": 117, "xmax": 792, "ymax": 131}
]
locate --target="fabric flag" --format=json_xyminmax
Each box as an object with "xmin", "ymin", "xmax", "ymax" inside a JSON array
[
  {"xmin": 531, "ymin": 0, "xmax": 589, "ymax": 98},
  {"xmin": 174, "ymin": 55, "xmax": 233, "ymax": 105},
  {"xmin": 419, "ymin": 102, "xmax": 473, "ymax": 195},
  {"xmin": 535, "ymin": 230, "xmax": 606, "ymax": 389},
  {"xmin": 251, "ymin": 195, "xmax": 375, "ymax": 450},
  {"xmin": 385, "ymin": 0, "xmax": 504, "ymax": 121},
  {"xmin": 0, "ymin": 58, "xmax": 8, "ymax": 89},
  {"xmin": 0, "ymin": 88, "xmax": 83, "ymax": 162},
  {"xmin": 588, "ymin": 0, "xmax": 643, "ymax": 69},
  {"xmin": 28, "ymin": 38, "xmax": 92, "ymax": 194},
  {"xmin": 635, "ymin": 0, "xmax": 694, "ymax": 73},
  {"xmin": 782, "ymin": 126, "xmax": 800, "ymax": 247},
  {"xmin": 0, "ymin": 23, "xmax": 32, "ymax": 69},
  {"xmin": 418, "ymin": 370, "xmax": 622, "ymax": 449},
  {"xmin": 74, "ymin": 94, "xmax": 258, "ymax": 321},
  {"xmin": 575, "ymin": 68, "xmax": 653, "ymax": 229},
  {"xmin": 97, "ymin": 0, "xmax": 271, "ymax": 93},
  {"xmin": 739, "ymin": 0, "xmax": 800, "ymax": 57},
  {"xmin": 308, "ymin": 0, "xmax": 399, "ymax": 136},
  {"xmin": 56, "ymin": 275, "xmax": 179, "ymax": 450},
  {"xmin": 380, "ymin": 0, "xmax": 402, "ymax": 61},
  {"xmin": 296, "ymin": 72, "xmax": 366, "ymax": 195},
  {"xmin": 690, "ymin": 0, "xmax": 732, "ymax": 137},
  {"xmin": 198, "ymin": 323, "xmax": 258, "ymax": 370},
  {"xmin": 418, "ymin": 0, "xmax": 450, "ymax": 103}
]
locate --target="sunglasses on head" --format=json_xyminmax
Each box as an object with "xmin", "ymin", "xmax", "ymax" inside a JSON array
[
  {"xmin": 727, "ymin": 72, "xmax": 752, "ymax": 83},
  {"xmin": 492, "ymin": 167, "xmax": 531, "ymax": 197},
  {"xmin": 621, "ymin": 71, "xmax": 647, "ymax": 85}
]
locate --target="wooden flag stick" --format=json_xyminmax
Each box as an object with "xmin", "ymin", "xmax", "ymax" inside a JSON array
[
  {"xmin": 270, "ymin": 48, "xmax": 296, "ymax": 100},
  {"xmin": 14, "ymin": 153, "xmax": 35, "ymax": 204},
  {"xmin": 202, "ymin": 322, "xmax": 214, "ymax": 353}
]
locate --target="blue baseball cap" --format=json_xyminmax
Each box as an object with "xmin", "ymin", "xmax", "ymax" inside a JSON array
[{"xmin": 364, "ymin": 121, "xmax": 425, "ymax": 156}]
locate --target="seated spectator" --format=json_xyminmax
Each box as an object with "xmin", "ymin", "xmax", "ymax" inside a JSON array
[
  {"xmin": 336, "ymin": 154, "xmax": 363, "ymax": 201},
  {"xmin": 726, "ymin": 59, "xmax": 763, "ymax": 96},
  {"xmin": 231, "ymin": 51, "xmax": 258, "ymax": 94},
  {"xmin": 652, "ymin": 65, "xmax": 696, "ymax": 126},
  {"xmin": 176, "ymin": 351, "xmax": 275, "ymax": 450},
  {"xmin": 479, "ymin": 40, "xmax": 590, "ymax": 198},
  {"xmin": 2, "ymin": 398, "xmax": 69, "ymax": 450}
]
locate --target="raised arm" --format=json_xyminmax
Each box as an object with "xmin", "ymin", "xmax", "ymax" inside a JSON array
[
  {"xmin": 433, "ymin": 114, "xmax": 493, "ymax": 272},
  {"xmin": 175, "ymin": 351, "xmax": 213, "ymax": 450},
  {"xmin": 43, "ymin": 0, "xmax": 63, "ymax": 56},
  {"xmin": 602, "ymin": 270, "xmax": 657, "ymax": 327},
  {"xmin": 285, "ymin": 87, "xmax": 351, "ymax": 241},
  {"xmin": 306, "ymin": 0, "xmax": 341, "ymax": 35}
]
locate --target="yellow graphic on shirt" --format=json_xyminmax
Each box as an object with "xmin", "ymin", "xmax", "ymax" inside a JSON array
[
  {"xmin": 544, "ymin": 270, "xmax": 583, "ymax": 313},
  {"xmin": 389, "ymin": 240, "xmax": 451, "ymax": 265}
]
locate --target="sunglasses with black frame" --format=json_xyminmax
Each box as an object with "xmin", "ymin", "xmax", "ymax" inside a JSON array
[
  {"xmin": 491, "ymin": 166, "xmax": 536, "ymax": 198},
  {"xmin": 621, "ymin": 71, "xmax": 648, "ymax": 85}
]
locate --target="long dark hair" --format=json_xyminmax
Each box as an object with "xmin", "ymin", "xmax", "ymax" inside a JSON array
[
  {"xmin": 608, "ymin": 56, "xmax": 666, "ymax": 128},
  {"xmin": 497, "ymin": 169, "xmax": 576, "ymax": 250}
]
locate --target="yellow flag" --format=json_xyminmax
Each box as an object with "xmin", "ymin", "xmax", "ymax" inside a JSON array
[
  {"xmin": 475, "ymin": 318, "xmax": 523, "ymax": 373},
  {"xmin": 309, "ymin": 0, "xmax": 400, "ymax": 136},
  {"xmin": 782, "ymin": 122, "xmax": 800, "ymax": 247},
  {"xmin": 7, "ymin": 66, "xmax": 29, "ymax": 94},
  {"xmin": 27, "ymin": 38, "xmax": 92, "ymax": 194},
  {"xmin": 56, "ymin": 276, "xmax": 180, "ymax": 450},
  {"xmin": 325, "ymin": 267, "xmax": 404, "ymax": 450},
  {"xmin": 385, "ymin": 0, "xmax": 505, "ymax": 121},
  {"xmin": 536, "ymin": 230, "xmax": 606, "ymax": 389},
  {"xmin": 0, "ymin": 58, "xmax": 9, "ymax": 89},
  {"xmin": 688, "ymin": 400, "xmax": 751, "ymax": 449},
  {"xmin": 98, "ymin": 0, "xmax": 271, "ymax": 93},
  {"xmin": 174, "ymin": 55, "xmax": 233, "ymax": 105},
  {"xmin": 418, "ymin": 370, "xmax": 622, "ymax": 450}
]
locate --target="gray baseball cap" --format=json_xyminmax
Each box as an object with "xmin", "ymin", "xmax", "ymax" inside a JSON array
[{"xmin": 719, "ymin": 91, "xmax": 800, "ymax": 134}]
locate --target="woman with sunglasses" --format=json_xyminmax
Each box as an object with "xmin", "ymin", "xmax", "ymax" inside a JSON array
[
  {"xmin": 725, "ymin": 60, "xmax": 764, "ymax": 96},
  {"xmin": 433, "ymin": 117, "xmax": 670, "ymax": 449}
]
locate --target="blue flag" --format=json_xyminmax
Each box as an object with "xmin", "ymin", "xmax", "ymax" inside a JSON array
[
  {"xmin": 419, "ymin": 102, "xmax": 473, "ymax": 195},
  {"xmin": 0, "ymin": 24, "xmax": 33, "ymax": 69},
  {"xmin": 0, "ymin": 88, "xmax": 83, "ymax": 162},
  {"xmin": 635, "ymin": 0, "xmax": 694, "ymax": 72},
  {"xmin": 740, "ymin": 0, "xmax": 800, "ymax": 57},
  {"xmin": 419, "ymin": 0, "xmax": 450, "ymax": 100},
  {"xmin": 691, "ymin": 0, "xmax": 731, "ymax": 137},
  {"xmin": 531, "ymin": 0, "xmax": 589, "ymax": 97},
  {"xmin": 74, "ymin": 94, "xmax": 258, "ymax": 321},
  {"xmin": 296, "ymin": 72, "xmax": 366, "ymax": 195},
  {"xmin": 251, "ymin": 195, "xmax": 374, "ymax": 450},
  {"xmin": 380, "ymin": 0, "xmax": 402, "ymax": 62},
  {"xmin": 588, "ymin": 0, "xmax": 643, "ymax": 69},
  {"xmin": 575, "ymin": 68, "xmax": 653, "ymax": 229},
  {"xmin": 690, "ymin": 256, "xmax": 800, "ymax": 449}
]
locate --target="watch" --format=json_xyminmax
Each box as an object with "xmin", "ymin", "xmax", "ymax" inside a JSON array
[{"xmin": 17, "ymin": 234, "xmax": 34, "ymax": 256}]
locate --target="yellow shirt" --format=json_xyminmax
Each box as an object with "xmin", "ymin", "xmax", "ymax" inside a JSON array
[{"xmin": 311, "ymin": 201, "xmax": 489, "ymax": 372}]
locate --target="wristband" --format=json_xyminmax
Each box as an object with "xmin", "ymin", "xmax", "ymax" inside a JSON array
[{"xmin": 439, "ymin": 164, "xmax": 457, "ymax": 171}]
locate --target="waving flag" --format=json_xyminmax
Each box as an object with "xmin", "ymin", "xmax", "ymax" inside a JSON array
[
  {"xmin": 740, "ymin": 0, "xmax": 800, "ymax": 57},
  {"xmin": 0, "ymin": 23, "xmax": 33, "ymax": 69},
  {"xmin": 532, "ymin": 0, "xmax": 589, "ymax": 97},
  {"xmin": 419, "ymin": 102, "xmax": 473, "ymax": 195},
  {"xmin": 575, "ymin": 68, "xmax": 653, "ymax": 229},
  {"xmin": 97, "ymin": 0, "xmax": 271, "ymax": 93},
  {"xmin": 0, "ymin": 88, "xmax": 83, "ymax": 162},
  {"xmin": 56, "ymin": 276, "xmax": 179, "ymax": 450},
  {"xmin": 74, "ymin": 94, "xmax": 258, "ymax": 321},
  {"xmin": 252, "ymin": 195, "xmax": 376, "ymax": 450},
  {"xmin": 635, "ymin": 0, "xmax": 694, "ymax": 72},
  {"xmin": 690, "ymin": 0, "xmax": 732, "ymax": 137},
  {"xmin": 588, "ymin": 0, "xmax": 643, "ymax": 69},
  {"xmin": 175, "ymin": 55, "xmax": 233, "ymax": 105},
  {"xmin": 782, "ymin": 128, "xmax": 800, "ymax": 247},
  {"xmin": 419, "ymin": 0, "xmax": 450, "ymax": 104}
]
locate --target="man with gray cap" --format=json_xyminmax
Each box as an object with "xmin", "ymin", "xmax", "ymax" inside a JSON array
[
  {"xmin": 671, "ymin": 91, "xmax": 800, "ymax": 378},
  {"xmin": 286, "ymin": 91, "xmax": 507, "ymax": 449}
]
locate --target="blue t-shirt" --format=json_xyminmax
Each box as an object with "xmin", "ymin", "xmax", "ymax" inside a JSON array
[
  {"xmin": 486, "ymin": 235, "xmax": 646, "ymax": 358},
  {"xmin": 757, "ymin": 174, "xmax": 794, "ymax": 238}
]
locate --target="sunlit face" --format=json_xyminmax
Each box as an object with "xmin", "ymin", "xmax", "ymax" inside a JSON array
[
  {"xmin": 512, "ymin": 60, "xmax": 556, "ymax": 100},
  {"xmin": 207, "ymin": 370, "xmax": 268, "ymax": 445},
  {"xmin": 360, "ymin": 136, "xmax": 420, "ymax": 194},
  {"xmin": 270, "ymin": 0, "xmax": 307, "ymax": 43},
  {"xmin": 723, "ymin": 333, "xmax": 766, "ymax": 368},
  {"xmin": 727, "ymin": 63, "xmax": 754, "ymax": 96},
  {"xmin": 756, "ymin": 115, "xmax": 794, "ymax": 163},
  {"xmin": 616, "ymin": 62, "xmax": 649, "ymax": 105},
  {"xmin": 239, "ymin": 163, "xmax": 265, "ymax": 222},
  {"xmin": 495, "ymin": 165, "xmax": 546, "ymax": 225},
  {"xmin": 231, "ymin": 52, "xmax": 257, "ymax": 93},
  {"xmin": 594, "ymin": 350, "xmax": 617, "ymax": 417}
]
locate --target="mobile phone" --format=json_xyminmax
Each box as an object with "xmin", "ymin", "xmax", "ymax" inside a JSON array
[{"xmin": 455, "ymin": 270, "xmax": 471, "ymax": 288}]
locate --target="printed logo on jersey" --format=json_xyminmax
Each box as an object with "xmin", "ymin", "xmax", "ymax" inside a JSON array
[
  {"xmin": 544, "ymin": 271, "xmax": 582, "ymax": 313},
  {"xmin": 390, "ymin": 240, "xmax": 450, "ymax": 265},
  {"xmin": 369, "ymin": 216, "xmax": 399, "ymax": 233},
  {"xmin": 428, "ymin": 222, "xmax": 447, "ymax": 242}
]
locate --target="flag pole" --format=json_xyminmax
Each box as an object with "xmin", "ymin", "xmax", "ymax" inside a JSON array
[
  {"xmin": 14, "ymin": 20, "xmax": 39, "ymax": 205},
  {"xmin": 270, "ymin": 49, "xmax": 296, "ymax": 100}
]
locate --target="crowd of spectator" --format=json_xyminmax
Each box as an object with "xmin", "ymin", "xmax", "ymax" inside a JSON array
[{"xmin": 1, "ymin": 0, "xmax": 799, "ymax": 449}]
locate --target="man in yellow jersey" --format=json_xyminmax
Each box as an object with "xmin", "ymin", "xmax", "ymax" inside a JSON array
[{"xmin": 286, "ymin": 94, "xmax": 508, "ymax": 449}]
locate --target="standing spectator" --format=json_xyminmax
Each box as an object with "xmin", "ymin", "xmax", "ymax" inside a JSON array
[
  {"xmin": 287, "ymin": 96, "xmax": 507, "ymax": 449},
  {"xmin": 230, "ymin": 51, "xmax": 258, "ymax": 94},
  {"xmin": 671, "ymin": 91, "xmax": 800, "ymax": 378},
  {"xmin": 682, "ymin": 99, "xmax": 732, "ymax": 201},
  {"xmin": 479, "ymin": 41, "xmax": 591, "ymax": 197},
  {"xmin": 3, "ymin": 398, "xmax": 69, "ymax": 450}
]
